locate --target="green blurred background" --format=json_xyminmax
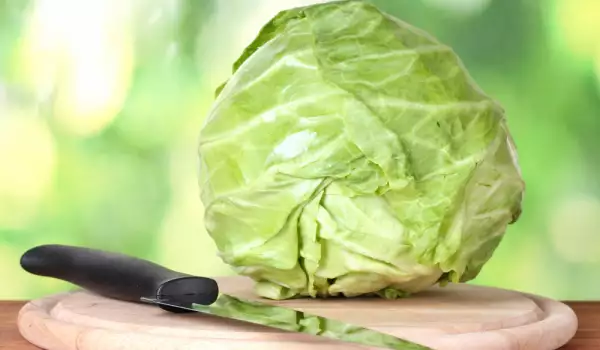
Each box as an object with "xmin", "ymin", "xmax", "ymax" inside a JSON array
[{"xmin": 1, "ymin": 0, "xmax": 599, "ymax": 301}]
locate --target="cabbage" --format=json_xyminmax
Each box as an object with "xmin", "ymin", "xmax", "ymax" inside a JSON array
[{"xmin": 198, "ymin": 0, "xmax": 525, "ymax": 300}]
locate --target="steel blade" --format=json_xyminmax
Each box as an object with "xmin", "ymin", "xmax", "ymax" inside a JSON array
[{"xmin": 141, "ymin": 293, "xmax": 431, "ymax": 350}]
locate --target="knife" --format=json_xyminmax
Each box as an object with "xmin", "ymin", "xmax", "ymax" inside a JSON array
[{"xmin": 20, "ymin": 244, "xmax": 432, "ymax": 350}]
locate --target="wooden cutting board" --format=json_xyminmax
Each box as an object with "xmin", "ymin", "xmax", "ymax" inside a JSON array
[{"xmin": 17, "ymin": 276, "xmax": 577, "ymax": 350}]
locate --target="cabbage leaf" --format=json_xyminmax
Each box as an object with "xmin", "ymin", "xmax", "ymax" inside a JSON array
[{"xmin": 198, "ymin": 0, "xmax": 525, "ymax": 299}]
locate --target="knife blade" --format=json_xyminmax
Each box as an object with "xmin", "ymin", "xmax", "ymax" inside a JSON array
[{"xmin": 20, "ymin": 244, "xmax": 432, "ymax": 350}]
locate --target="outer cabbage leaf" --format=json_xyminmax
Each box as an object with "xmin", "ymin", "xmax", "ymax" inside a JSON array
[{"xmin": 198, "ymin": 0, "xmax": 525, "ymax": 299}]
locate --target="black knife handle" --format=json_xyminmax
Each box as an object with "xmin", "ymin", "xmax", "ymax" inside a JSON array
[{"xmin": 20, "ymin": 244, "xmax": 219, "ymax": 312}]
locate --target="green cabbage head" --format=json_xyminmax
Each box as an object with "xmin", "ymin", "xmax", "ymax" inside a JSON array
[{"xmin": 198, "ymin": 0, "xmax": 525, "ymax": 300}]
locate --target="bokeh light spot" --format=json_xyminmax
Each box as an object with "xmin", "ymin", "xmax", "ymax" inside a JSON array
[
  {"xmin": 0, "ymin": 246, "xmax": 33, "ymax": 299},
  {"xmin": 550, "ymin": 194, "xmax": 600, "ymax": 263},
  {"xmin": 554, "ymin": 0, "xmax": 600, "ymax": 59},
  {"xmin": 0, "ymin": 110, "xmax": 56, "ymax": 229},
  {"xmin": 18, "ymin": 0, "xmax": 135, "ymax": 137}
]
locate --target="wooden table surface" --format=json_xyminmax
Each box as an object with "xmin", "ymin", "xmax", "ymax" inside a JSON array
[{"xmin": 1, "ymin": 301, "xmax": 598, "ymax": 349}]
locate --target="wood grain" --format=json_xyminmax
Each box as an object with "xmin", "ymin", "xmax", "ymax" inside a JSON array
[
  {"xmin": 10, "ymin": 277, "xmax": 580, "ymax": 350},
  {"xmin": 2, "ymin": 300, "xmax": 596, "ymax": 350},
  {"xmin": 0, "ymin": 301, "xmax": 34, "ymax": 349}
]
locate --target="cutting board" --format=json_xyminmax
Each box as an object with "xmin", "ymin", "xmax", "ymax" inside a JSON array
[{"xmin": 17, "ymin": 276, "xmax": 577, "ymax": 350}]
